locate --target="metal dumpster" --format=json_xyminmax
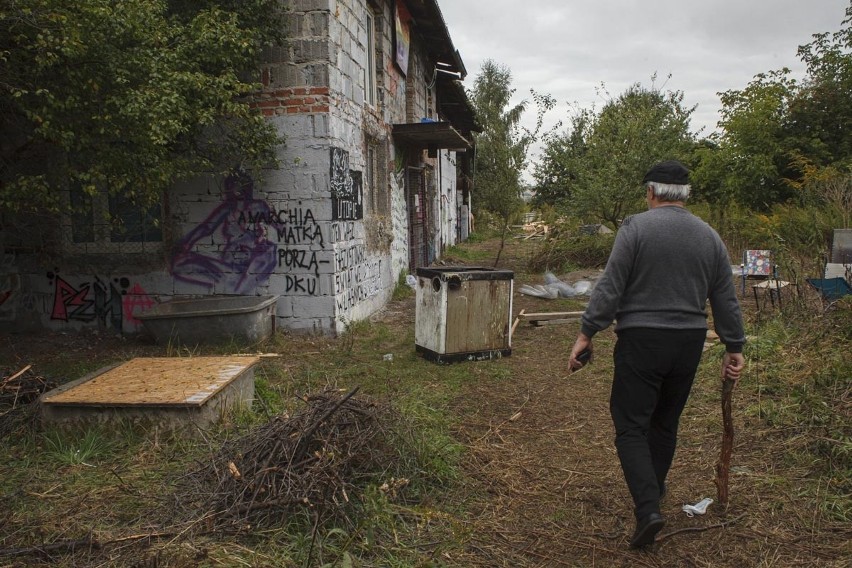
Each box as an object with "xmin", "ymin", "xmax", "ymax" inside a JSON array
[{"xmin": 415, "ymin": 267, "xmax": 513, "ymax": 363}]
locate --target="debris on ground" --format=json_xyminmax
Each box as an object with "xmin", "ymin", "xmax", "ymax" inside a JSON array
[
  {"xmin": 0, "ymin": 365, "xmax": 59, "ymax": 438},
  {"xmin": 513, "ymin": 221, "xmax": 550, "ymax": 240},
  {"xmin": 520, "ymin": 311, "xmax": 585, "ymax": 327},
  {"xmin": 519, "ymin": 272, "xmax": 595, "ymax": 299},
  {"xmin": 172, "ymin": 387, "xmax": 402, "ymax": 532}
]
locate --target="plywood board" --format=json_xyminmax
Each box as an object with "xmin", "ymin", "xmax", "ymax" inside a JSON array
[
  {"xmin": 445, "ymin": 279, "xmax": 511, "ymax": 353},
  {"xmin": 41, "ymin": 356, "xmax": 260, "ymax": 407}
]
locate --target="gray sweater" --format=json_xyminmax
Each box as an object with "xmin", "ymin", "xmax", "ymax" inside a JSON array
[{"xmin": 580, "ymin": 206, "xmax": 745, "ymax": 353}]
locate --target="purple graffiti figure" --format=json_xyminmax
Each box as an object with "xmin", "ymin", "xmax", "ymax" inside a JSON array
[{"xmin": 170, "ymin": 172, "xmax": 281, "ymax": 294}]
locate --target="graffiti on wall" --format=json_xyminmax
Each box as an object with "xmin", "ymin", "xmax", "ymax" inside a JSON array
[
  {"xmin": 0, "ymin": 254, "xmax": 18, "ymax": 321},
  {"xmin": 330, "ymin": 147, "xmax": 363, "ymax": 221},
  {"xmin": 334, "ymin": 244, "xmax": 382, "ymax": 311},
  {"xmin": 277, "ymin": 248, "xmax": 330, "ymax": 276},
  {"xmin": 389, "ymin": 171, "xmax": 409, "ymax": 278},
  {"xmin": 49, "ymin": 273, "xmax": 153, "ymax": 332},
  {"xmin": 170, "ymin": 172, "xmax": 281, "ymax": 294},
  {"xmin": 165, "ymin": 161, "xmax": 380, "ymax": 316}
]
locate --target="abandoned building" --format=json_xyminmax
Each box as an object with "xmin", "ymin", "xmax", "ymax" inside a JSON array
[{"xmin": 0, "ymin": 0, "xmax": 479, "ymax": 337}]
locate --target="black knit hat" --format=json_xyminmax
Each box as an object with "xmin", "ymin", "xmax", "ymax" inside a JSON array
[{"xmin": 642, "ymin": 160, "xmax": 690, "ymax": 185}]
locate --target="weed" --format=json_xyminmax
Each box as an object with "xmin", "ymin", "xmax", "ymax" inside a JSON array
[
  {"xmin": 392, "ymin": 272, "xmax": 416, "ymax": 300},
  {"xmin": 441, "ymin": 243, "xmax": 492, "ymax": 263},
  {"xmin": 43, "ymin": 427, "xmax": 115, "ymax": 466}
]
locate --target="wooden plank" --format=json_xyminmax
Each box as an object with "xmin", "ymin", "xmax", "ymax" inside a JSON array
[
  {"xmin": 41, "ymin": 356, "xmax": 260, "ymax": 407},
  {"xmin": 521, "ymin": 311, "xmax": 585, "ymax": 321},
  {"xmin": 531, "ymin": 318, "xmax": 581, "ymax": 326}
]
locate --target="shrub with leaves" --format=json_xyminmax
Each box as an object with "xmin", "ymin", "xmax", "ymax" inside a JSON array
[
  {"xmin": 0, "ymin": 0, "xmax": 285, "ymax": 214},
  {"xmin": 528, "ymin": 231, "xmax": 615, "ymax": 273}
]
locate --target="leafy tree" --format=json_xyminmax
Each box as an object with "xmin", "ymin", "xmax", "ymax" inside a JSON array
[
  {"xmin": 707, "ymin": 70, "xmax": 799, "ymax": 211},
  {"xmin": 693, "ymin": 3, "xmax": 852, "ymax": 214},
  {"xmin": 0, "ymin": 0, "xmax": 285, "ymax": 215},
  {"xmin": 531, "ymin": 106, "xmax": 593, "ymax": 210},
  {"xmin": 785, "ymin": 2, "xmax": 852, "ymax": 169},
  {"xmin": 469, "ymin": 60, "xmax": 554, "ymax": 264},
  {"xmin": 535, "ymin": 81, "xmax": 694, "ymax": 229}
]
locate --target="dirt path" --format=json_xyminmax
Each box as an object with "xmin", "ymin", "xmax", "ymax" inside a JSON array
[{"xmin": 426, "ymin": 237, "xmax": 849, "ymax": 567}]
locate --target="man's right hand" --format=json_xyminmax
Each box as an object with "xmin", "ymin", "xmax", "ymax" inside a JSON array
[
  {"xmin": 569, "ymin": 334, "xmax": 593, "ymax": 373},
  {"xmin": 722, "ymin": 352, "xmax": 745, "ymax": 382}
]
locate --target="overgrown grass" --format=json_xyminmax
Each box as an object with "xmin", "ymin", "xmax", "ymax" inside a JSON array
[
  {"xmin": 0, "ymin": 315, "xmax": 484, "ymax": 566},
  {"xmin": 528, "ymin": 233, "xmax": 615, "ymax": 273},
  {"xmin": 441, "ymin": 243, "xmax": 493, "ymax": 264},
  {"xmin": 736, "ymin": 299, "xmax": 852, "ymax": 523},
  {"xmin": 2, "ymin": 234, "xmax": 848, "ymax": 565}
]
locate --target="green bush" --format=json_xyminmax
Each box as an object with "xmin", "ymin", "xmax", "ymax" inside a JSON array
[{"xmin": 528, "ymin": 232, "xmax": 615, "ymax": 273}]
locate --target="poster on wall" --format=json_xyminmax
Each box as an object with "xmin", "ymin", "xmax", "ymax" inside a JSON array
[
  {"xmin": 394, "ymin": 1, "xmax": 411, "ymax": 76},
  {"xmin": 330, "ymin": 147, "xmax": 363, "ymax": 221}
]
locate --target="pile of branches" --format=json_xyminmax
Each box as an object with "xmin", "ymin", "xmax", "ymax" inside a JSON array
[
  {"xmin": 173, "ymin": 386, "xmax": 401, "ymax": 531},
  {"xmin": 0, "ymin": 365, "xmax": 58, "ymax": 437}
]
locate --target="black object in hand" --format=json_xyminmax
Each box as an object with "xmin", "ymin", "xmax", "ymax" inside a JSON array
[{"xmin": 576, "ymin": 348, "xmax": 591, "ymax": 366}]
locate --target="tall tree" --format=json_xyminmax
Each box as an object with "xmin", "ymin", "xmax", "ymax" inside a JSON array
[
  {"xmin": 469, "ymin": 60, "xmax": 552, "ymax": 264},
  {"xmin": 0, "ymin": 0, "xmax": 285, "ymax": 215},
  {"xmin": 690, "ymin": 3, "xmax": 852, "ymax": 214},
  {"xmin": 531, "ymin": 106, "xmax": 593, "ymax": 211}
]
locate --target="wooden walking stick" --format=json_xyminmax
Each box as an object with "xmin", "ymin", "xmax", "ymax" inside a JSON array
[{"xmin": 714, "ymin": 376, "xmax": 736, "ymax": 505}]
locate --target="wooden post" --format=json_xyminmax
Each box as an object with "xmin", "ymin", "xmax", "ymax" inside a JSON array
[{"xmin": 714, "ymin": 377, "xmax": 736, "ymax": 505}]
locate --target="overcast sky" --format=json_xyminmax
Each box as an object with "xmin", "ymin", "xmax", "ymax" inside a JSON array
[{"xmin": 439, "ymin": 0, "xmax": 848, "ymax": 174}]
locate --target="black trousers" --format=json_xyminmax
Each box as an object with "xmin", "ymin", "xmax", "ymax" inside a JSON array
[{"xmin": 610, "ymin": 328, "xmax": 707, "ymax": 520}]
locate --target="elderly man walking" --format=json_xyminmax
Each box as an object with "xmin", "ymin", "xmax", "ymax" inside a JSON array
[{"xmin": 568, "ymin": 160, "xmax": 746, "ymax": 548}]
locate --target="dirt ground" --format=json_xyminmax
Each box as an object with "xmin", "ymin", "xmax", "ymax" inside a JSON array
[
  {"xmin": 2, "ymin": 236, "xmax": 849, "ymax": 567},
  {"xmin": 409, "ymin": 237, "xmax": 849, "ymax": 567}
]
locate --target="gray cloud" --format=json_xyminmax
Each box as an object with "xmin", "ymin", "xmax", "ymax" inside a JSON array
[{"xmin": 440, "ymin": 0, "xmax": 847, "ymax": 169}]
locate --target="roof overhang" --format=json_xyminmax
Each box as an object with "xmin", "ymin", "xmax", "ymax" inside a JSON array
[
  {"xmin": 437, "ymin": 71, "xmax": 481, "ymax": 137},
  {"xmin": 403, "ymin": 0, "xmax": 467, "ymax": 78},
  {"xmin": 392, "ymin": 122, "xmax": 471, "ymax": 150}
]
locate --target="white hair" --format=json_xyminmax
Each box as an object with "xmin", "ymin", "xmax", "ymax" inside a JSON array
[{"xmin": 648, "ymin": 181, "xmax": 690, "ymax": 202}]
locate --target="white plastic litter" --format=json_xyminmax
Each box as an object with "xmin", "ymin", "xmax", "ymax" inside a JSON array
[
  {"xmin": 520, "ymin": 273, "xmax": 596, "ymax": 299},
  {"xmin": 682, "ymin": 497, "xmax": 714, "ymax": 517},
  {"xmin": 406, "ymin": 274, "xmax": 417, "ymax": 288},
  {"xmin": 519, "ymin": 284, "xmax": 558, "ymax": 299},
  {"xmin": 543, "ymin": 272, "xmax": 560, "ymax": 284},
  {"xmin": 573, "ymin": 280, "xmax": 592, "ymax": 294}
]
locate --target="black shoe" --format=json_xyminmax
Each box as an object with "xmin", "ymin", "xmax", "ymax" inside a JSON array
[{"xmin": 630, "ymin": 513, "xmax": 665, "ymax": 548}]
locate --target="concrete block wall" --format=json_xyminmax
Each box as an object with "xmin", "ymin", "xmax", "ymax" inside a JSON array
[{"xmin": 0, "ymin": 0, "xmax": 468, "ymax": 338}]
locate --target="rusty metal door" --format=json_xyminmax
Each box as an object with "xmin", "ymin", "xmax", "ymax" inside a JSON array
[{"xmin": 407, "ymin": 166, "xmax": 428, "ymax": 270}]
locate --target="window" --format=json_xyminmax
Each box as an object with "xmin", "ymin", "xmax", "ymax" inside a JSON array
[
  {"xmin": 365, "ymin": 9, "xmax": 377, "ymax": 107},
  {"xmin": 67, "ymin": 185, "xmax": 162, "ymax": 253}
]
